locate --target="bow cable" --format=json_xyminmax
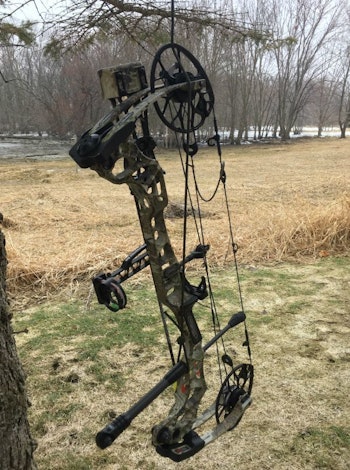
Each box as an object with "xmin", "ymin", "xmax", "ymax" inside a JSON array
[{"xmin": 161, "ymin": 39, "xmax": 253, "ymax": 374}]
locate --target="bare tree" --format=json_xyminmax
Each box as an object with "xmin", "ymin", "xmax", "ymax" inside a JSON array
[
  {"xmin": 312, "ymin": 58, "xmax": 343, "ymax": 137},
  {"xmin": 335, "ymin": 6, "xmax": 350, "ymax": 139},
  {"xmin": 0, "ymin": 228, "xmax": 37, "ymax": 469},
  {"xmin": 213, "ymin": 0, "xmax": 278, "ymax": 143},
  {"xmin": 0, "ymin": 8, "xmax": 37, "ymax": 467},
  {"xmin": 2, "ymin": 0, "xmax": 349, "ymax": 140},
  {"xmin": 271, "ymin": 0, "xmax": 343, "ymax": 139},
  {"xmin": 337, "ymin": 55, "xmax": 350, "ymax": 138},
  {"xmin": 41, "ymin": 0, "xmax": 264, "ymax": 52}
]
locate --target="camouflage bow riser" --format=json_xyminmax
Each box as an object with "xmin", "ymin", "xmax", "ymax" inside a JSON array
[{"xmin": 92, "ymin": 138, "xmax": 207, "ymax": 445}]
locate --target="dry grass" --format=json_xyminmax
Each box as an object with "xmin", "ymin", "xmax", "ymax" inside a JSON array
[
  {"xmin": 1, "ymin": 138, "xmax": 349, "ymax": 305},
  {"xmin": 241, "ymin": 194, "xmax": 350, "ymax": 261}
]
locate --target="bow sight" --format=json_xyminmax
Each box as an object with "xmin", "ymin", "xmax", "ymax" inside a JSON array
[
  {"xmin": 98, "ymin": 63, "xmax": 148, "ymax": 100},
  {"xmin": 69, "ymin": 42, "xmax": 253, "ymax": 462}
]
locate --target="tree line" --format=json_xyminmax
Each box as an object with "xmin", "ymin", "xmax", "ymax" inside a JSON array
[
  {"xmin": 0, "ymin": 0, "xmax": 349, "ymax": 142},
  {"xmin": 0, "ymin": 0, "xmax": 350, "ymax": 143}
]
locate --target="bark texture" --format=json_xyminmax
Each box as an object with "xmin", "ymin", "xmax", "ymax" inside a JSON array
[{"xmin": 0, "ymin": 230, "xmax": 36, "ymax": 469}]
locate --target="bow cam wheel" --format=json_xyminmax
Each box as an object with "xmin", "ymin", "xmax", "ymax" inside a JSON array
[
  {"xmin": 215, "ymin": 363, "xmax": 253, "ymax": 429},
  {"xmin": 150, "ymin": 43, "xmax": 214, "ymax": 133}
]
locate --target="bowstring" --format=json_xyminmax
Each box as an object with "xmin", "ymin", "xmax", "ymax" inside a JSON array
[
  {"xmin": 170, "ymin": 77, "xmax": 230, "ymax": 383},
  {"xmin": 211, "ymin": 112, "xmax": 253, "ymax": 366},
  {"xmin": 180, "ymin": 105, "xmax": 253, "ymax": 370},
  {"xmin": 189, "ymin": 159, "xmax": 227, "ymax": 384},
  {"xmin": 156, "ymin": 1, "xmax": 192, "ymax": 366}
]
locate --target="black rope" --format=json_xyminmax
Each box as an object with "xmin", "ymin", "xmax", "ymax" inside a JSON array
[
  {"xmin": 173, "ymin": 91, "xmax": 230, "ymax": 382},
  {"xmin": 191, "ymin": 170, "xmax": 228, "ymax": 383},
  {"xmin": 182, "ymin": 104, "xmax": 253, "ymax": 367},
  {"xmin": 171, "ymin": 0, "xmax": 175, "ymax": 44},
  {"xmin": 218, "ymin": 132, "xmax": 253, "ymax": 365},
  {"xmin": 163, "ymin": 40, "xmax": 245, "ymax": 377}
]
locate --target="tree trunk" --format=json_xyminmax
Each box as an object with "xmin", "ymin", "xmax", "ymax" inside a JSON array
[
  {"xmin": 0, "ymin": 229, "xmax": 36, "ymax": 469},
  {"xmin": 339, "ymin": 122, "xmax": 346, "ymax": 139}
]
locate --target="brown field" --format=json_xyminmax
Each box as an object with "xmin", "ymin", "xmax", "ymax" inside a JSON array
[
  {"xmin": 1, "ymin": 137, "xmax": 350, "ymax": 469},
  {"xmin": 1, "ymin": 137, "xmax": 349, "ymax": 304}
]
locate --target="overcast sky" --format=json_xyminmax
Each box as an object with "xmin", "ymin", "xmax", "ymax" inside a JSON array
[{"xmin": 2, "ymin": 0, "xmax": 67, "ymax": 22}]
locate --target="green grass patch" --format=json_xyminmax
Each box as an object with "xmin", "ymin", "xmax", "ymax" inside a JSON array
[
  {"xmin": 12, "ymin": 256, "xmax": 350, "ymax": 469},
  {"xmin": 15, "ymin": 295, "xmax": 161, "ymax": 357},
  {"xmin": 291, "ymin": 426, "xmax": 350, "ymax": 468}
]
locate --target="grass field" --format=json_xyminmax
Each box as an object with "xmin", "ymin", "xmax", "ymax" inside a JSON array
[{"xmin": 1, "ymin": 138, "xmax": 350, "ymax": 469}]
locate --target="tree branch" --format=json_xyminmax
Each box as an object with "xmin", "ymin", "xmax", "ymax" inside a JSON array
[{"xmin": 43, "ymin": 0, "xmax": 271, "ymax": 53}]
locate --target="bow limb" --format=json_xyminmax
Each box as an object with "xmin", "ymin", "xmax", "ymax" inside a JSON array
[{"xmin": 69, "ymin": 79, "xmax": 206, "ymax": 169}]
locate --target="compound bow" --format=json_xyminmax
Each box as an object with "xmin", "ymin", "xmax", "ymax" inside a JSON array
[{"xmin": 69, "ymin": 42, "xmax": 253, "ymax": 462}]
